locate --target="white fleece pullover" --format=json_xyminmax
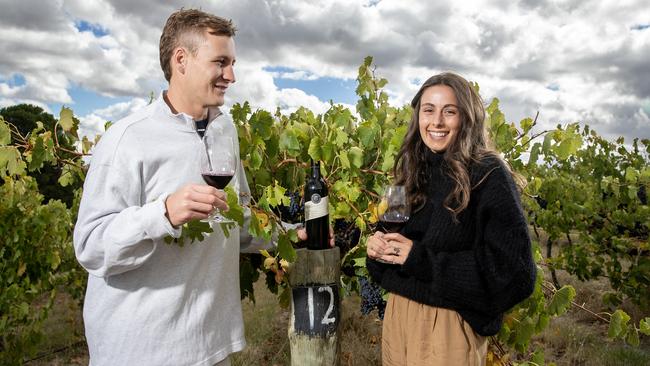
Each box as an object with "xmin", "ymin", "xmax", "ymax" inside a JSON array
[{"xmin": 74, "ymin": 94, "xmax": 267, "ymax": 366}]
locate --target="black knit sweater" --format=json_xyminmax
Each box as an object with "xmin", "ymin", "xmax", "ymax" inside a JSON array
[{"xmin": 367, "ymin": 150, "xmax": 536, "ymax": 336}]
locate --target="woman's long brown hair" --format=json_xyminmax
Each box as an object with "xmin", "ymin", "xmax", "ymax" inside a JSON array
[{"xmin": 394, "ymin": 72, "xmax": 515, "ymax": 221}]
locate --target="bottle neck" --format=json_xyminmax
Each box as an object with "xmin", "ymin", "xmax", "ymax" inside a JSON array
[{"xmin": 311, "ymin": 161, "xmax": 320, "ymax": 179}]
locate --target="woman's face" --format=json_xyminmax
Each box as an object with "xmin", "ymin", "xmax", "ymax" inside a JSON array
[{"xmin": 418, "ymin": 85, "xmax": 461, "ymax": 153}]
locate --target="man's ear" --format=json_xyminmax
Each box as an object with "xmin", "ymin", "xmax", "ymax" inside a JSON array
[{"xmin": 172, "ymin": 47, "xmax": 187, "ymax": 76}]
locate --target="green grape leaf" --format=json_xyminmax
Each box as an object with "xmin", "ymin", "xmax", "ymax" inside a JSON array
[
  {"xmin": 58, "ymin": 164, "xmax": 77, "ymax": 187},
  {"xmin": 624, "ymin": 167, "xmax": 638, "ymax": 182},
  {"xmin": 288, "ymin": 228, "xmax": 299, "ymax": 243},
  {"xmin": 279, "ymin": 285, "xmax": 291, "ymax": 309},
  {"xmin": 81, "ymin": 136, "xmax": 94, "ymax": 154},
  {"xmin": 339, "ymin": 151, "xmax": 350, "ymax": 169},
  {"xmin": 321, "ymin": 142, "xmax": 335, "ymax": 162},
  {"xmin": 520, "ymin": 117, "xmax": 534, "ymax": 133},
  {"xmin": 165, "ymin": 220, "xmax": 214, "ymax": 246},
  {"xmin": 542, "ymin": 131, "xmax": 554, "ymax": 154},
  {"xmin": 626, "ymin": 327, "xmax": 640, "ymax": 346},
  {"xmin": 277, "ymin": 234, "xmax": 297, "ymax": 263},
  {"xmin": 247, "ymin": 209, "xmax": 265, "ymax": 239},
  {"xmin": 231, "ymin": 101, "xmax": 251, "ymax": 123},
  {"xmin": 221, "ymin": 186, "xmax": 245, "ymax": 225},
  {"xmin": 49, "ymin": 251, "xmax": 61, "ymax": 270},
  {"xmin": 514, "ymin": 316, "xmax": 536, "ymax": 346},
  {"xmin": 27, "ymin": 136, "xmax": 46, "ymax": 171},
  {"xmin": 555, "ymin": 134, "xmax": 582, "ymax": 160},
  {"xmin": 536, "ymin": 313, "xmax": 550, "ymax": 332},
  {"xmin": 335, "ymin": 130, "xmax": 349, "ymax": 146},
  {"xmin": 608, "ymin": 309, "xmax": 631, "ymax": 338},
  {"xmin": 308, "ymin": 137, "xmax": 322, "ymax": 161},
  {"xmin": 0, "ymin": 119, "xmax": 11, "ymax": 145},
  {"xmin": 639, "ymin": 317, "xmax": 650, "ymax": 335},
  {"xmin": 0, "ymin": 146, "xmax": 26, "ymax": 177},
  {"xmin": 279, "ymin": 129, "xmax": 300, "ymax": 155},
  {"xmin": 250, "ymin": 148, "xmax": 263, "ymax": 170},
  {"xmin": 528, "ymin": 142, "xmax": 541, "ymax": 167},
  {"xmin": 547, "ymin": 285, "xmax": 576, "ymax": 316},
  {"xmin": 349, "ymin": 147, "xmax": 364, "ymax": 168},
  {"xmin": 355, "ymin": 216, "xmax": 366, "ymax": 232},
  {"xmin": 250, "ymin": 110, "xmax": 273, "ymax": 138},
  {"xmin": 357, "ymin": 124, "xmax": 376, "ymax": 147},
  {"xmin": 531, "ymin": 348, "xmax": 545, "ymax": 365}
]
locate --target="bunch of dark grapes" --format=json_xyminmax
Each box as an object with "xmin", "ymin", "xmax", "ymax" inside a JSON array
[
  {"xmin": 334, "ymin": 219, "xmax": 360, "ymax": 258},
  {"xmin": 359, "ymin": 276, "xmax": 386, "ymax": 319},
  {"xmin": 288, "ymin": 191, "xmax": 303, "ymax": 220},
  {"xmin": 276, "ymin": 191, "xmax": 304, "ymax": 223}
]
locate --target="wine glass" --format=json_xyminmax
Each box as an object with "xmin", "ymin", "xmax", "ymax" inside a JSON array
[
  {"xmin": 375, "ymin": 185, "xmax": 410, "ymax": 264},
  {"xmin": 199, "ymin": 134, "xmax": 236, "ymax": 222},
  {"xmin": 378, "ymin": 185, "xmax": 410, "ymax": 233}
]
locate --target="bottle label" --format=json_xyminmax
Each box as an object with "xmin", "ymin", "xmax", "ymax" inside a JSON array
[{"xmin": 305, "ymin": 195, "xmax": 329, "ymax": 221}]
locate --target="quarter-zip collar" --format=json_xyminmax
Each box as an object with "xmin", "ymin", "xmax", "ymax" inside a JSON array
[{"xmin": 155, "ymin": 91, "xmax": 224, "ymax": 133}]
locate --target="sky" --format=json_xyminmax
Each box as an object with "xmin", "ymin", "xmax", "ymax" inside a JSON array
[{"xmin": 0, "ymin": 0, "xmax": 649, "ymax": 143}]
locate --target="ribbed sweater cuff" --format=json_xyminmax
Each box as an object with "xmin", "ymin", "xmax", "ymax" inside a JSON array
[{"xmin": 401, "ymin": 240, "xmax": 432, "ymax": 281}]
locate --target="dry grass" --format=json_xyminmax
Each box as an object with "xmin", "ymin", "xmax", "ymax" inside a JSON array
[
  {"xmin": 232, "ymin": 281, "xmax": 382, "ymax": 366},
  {"xmin": 24, "ymin": 236, "xmax": 650, "ymax": 365}
]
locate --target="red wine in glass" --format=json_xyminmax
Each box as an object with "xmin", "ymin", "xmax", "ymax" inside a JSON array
[
  {"xmin": 379, "ymin": 211, "xmax": 409, "ymax": 233},
  {"xmin": 202, "ymin": 172, "xmax": 234, "ymax": 189},
  {"xmin": 199, "ymin": 133, "xmax": 236, "ymax": 222}
]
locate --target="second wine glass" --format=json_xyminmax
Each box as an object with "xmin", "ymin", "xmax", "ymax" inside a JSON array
[
  {"xmin": 200, "ymin": 134, "xmax": 236, "ymax": 222},
  {"xmin": 378, "ymin": 185, "xmax": 410, "ymax": 233}
]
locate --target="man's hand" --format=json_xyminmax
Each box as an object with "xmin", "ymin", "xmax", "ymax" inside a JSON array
[
  {"xmin": 164, "ymin": 184, "xmax": 229, "ymax": 227},
  {"xmin": 297, "ymin": 225, "xmax": 336, "ymax": 247}
]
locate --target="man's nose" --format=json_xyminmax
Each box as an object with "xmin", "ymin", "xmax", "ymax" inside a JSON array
[{"xmin": 223, "ymin": 65, "xmax": 236, "ymax": 83}]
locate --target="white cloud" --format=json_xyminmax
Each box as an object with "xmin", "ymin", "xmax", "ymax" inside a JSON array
[
  {"xmin": 78, "ymin": 98, "xmax": 148, "ymax": 138},
  {"xmin": 0, "ymin": 0, "xmax": 648, "ymax": 143}
]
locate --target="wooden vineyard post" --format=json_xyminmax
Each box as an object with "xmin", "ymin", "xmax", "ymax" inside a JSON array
[{"xmin": 287, "ymin": 247, "xmax": 341, "ymax": 366}]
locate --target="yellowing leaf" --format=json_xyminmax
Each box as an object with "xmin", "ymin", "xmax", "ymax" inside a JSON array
[
  {"xmin": 59, "ymin": 107, "xmax": 75, "ymax": 132},
  {"xmin": 17, "ymin": 262, "xmax": 26, "ymax": 277}
]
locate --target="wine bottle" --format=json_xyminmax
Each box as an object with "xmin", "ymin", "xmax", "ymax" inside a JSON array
[{"xmin": 304, "ymin": 160, "xmax": 329, "ymax": 250}]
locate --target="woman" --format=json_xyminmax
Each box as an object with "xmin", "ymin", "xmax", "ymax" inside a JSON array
[{"xmin": 366, "ymin": 72, "xmax": 536, "ymax": 366}]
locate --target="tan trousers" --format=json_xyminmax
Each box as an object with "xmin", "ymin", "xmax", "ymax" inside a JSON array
[{"xmin": 382, "ymin": 293, "xmax": 487, "ymax": 366}]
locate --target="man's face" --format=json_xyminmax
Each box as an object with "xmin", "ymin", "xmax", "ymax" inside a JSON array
[{"xmin": 184, "ymin": 32, "xmax": 236, "ymax": 108}]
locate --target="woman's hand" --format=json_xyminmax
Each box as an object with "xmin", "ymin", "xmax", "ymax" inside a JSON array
[
  {"xmin": 382, "ymin": 233, "xmax": 413, "ymax": 265},
  {"xmin": 367, "ymin": 232, "xmax": 413, "ymax": 265}
]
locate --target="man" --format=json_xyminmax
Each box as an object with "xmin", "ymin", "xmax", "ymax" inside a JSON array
[{"xmin": 74, "ymin": 9, "xmax": 274, "ymax": 366}]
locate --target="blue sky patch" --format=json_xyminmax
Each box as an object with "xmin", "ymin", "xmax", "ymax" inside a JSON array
[
  {"xmin": 631, "ymin": 24, "xmax": 650, "ymax": 31},
  {"xmin": 264, "ymin": 66, "xmax": 358, "ymax": 105},
  {"xmin": 546, "ymin": 83, "xmax": 560, "ymax": 91},
  {"xmin": 75, "ymin": 20, "xmax": 109, "ymax": 37},
  {"xmin": 48, "ymin": 85, "xmax": 130, "ymax": 118},
  {"xmin": 1, "ymin": 73, "xmax": 26, "ymax": 87}
]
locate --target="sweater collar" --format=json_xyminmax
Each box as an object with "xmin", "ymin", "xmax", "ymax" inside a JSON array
[
  {"xmin": 154, "ymin": 91, "xmax": 223, "ymax": 132},
  {"xmin": 425, "ymin": 148, "xmax": 445, "ymax": 167}
]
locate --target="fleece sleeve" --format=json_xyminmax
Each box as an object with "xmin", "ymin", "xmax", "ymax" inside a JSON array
[{"xmin": 73, "ymin": 162, "xmax": 181, "ymax": 278}]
